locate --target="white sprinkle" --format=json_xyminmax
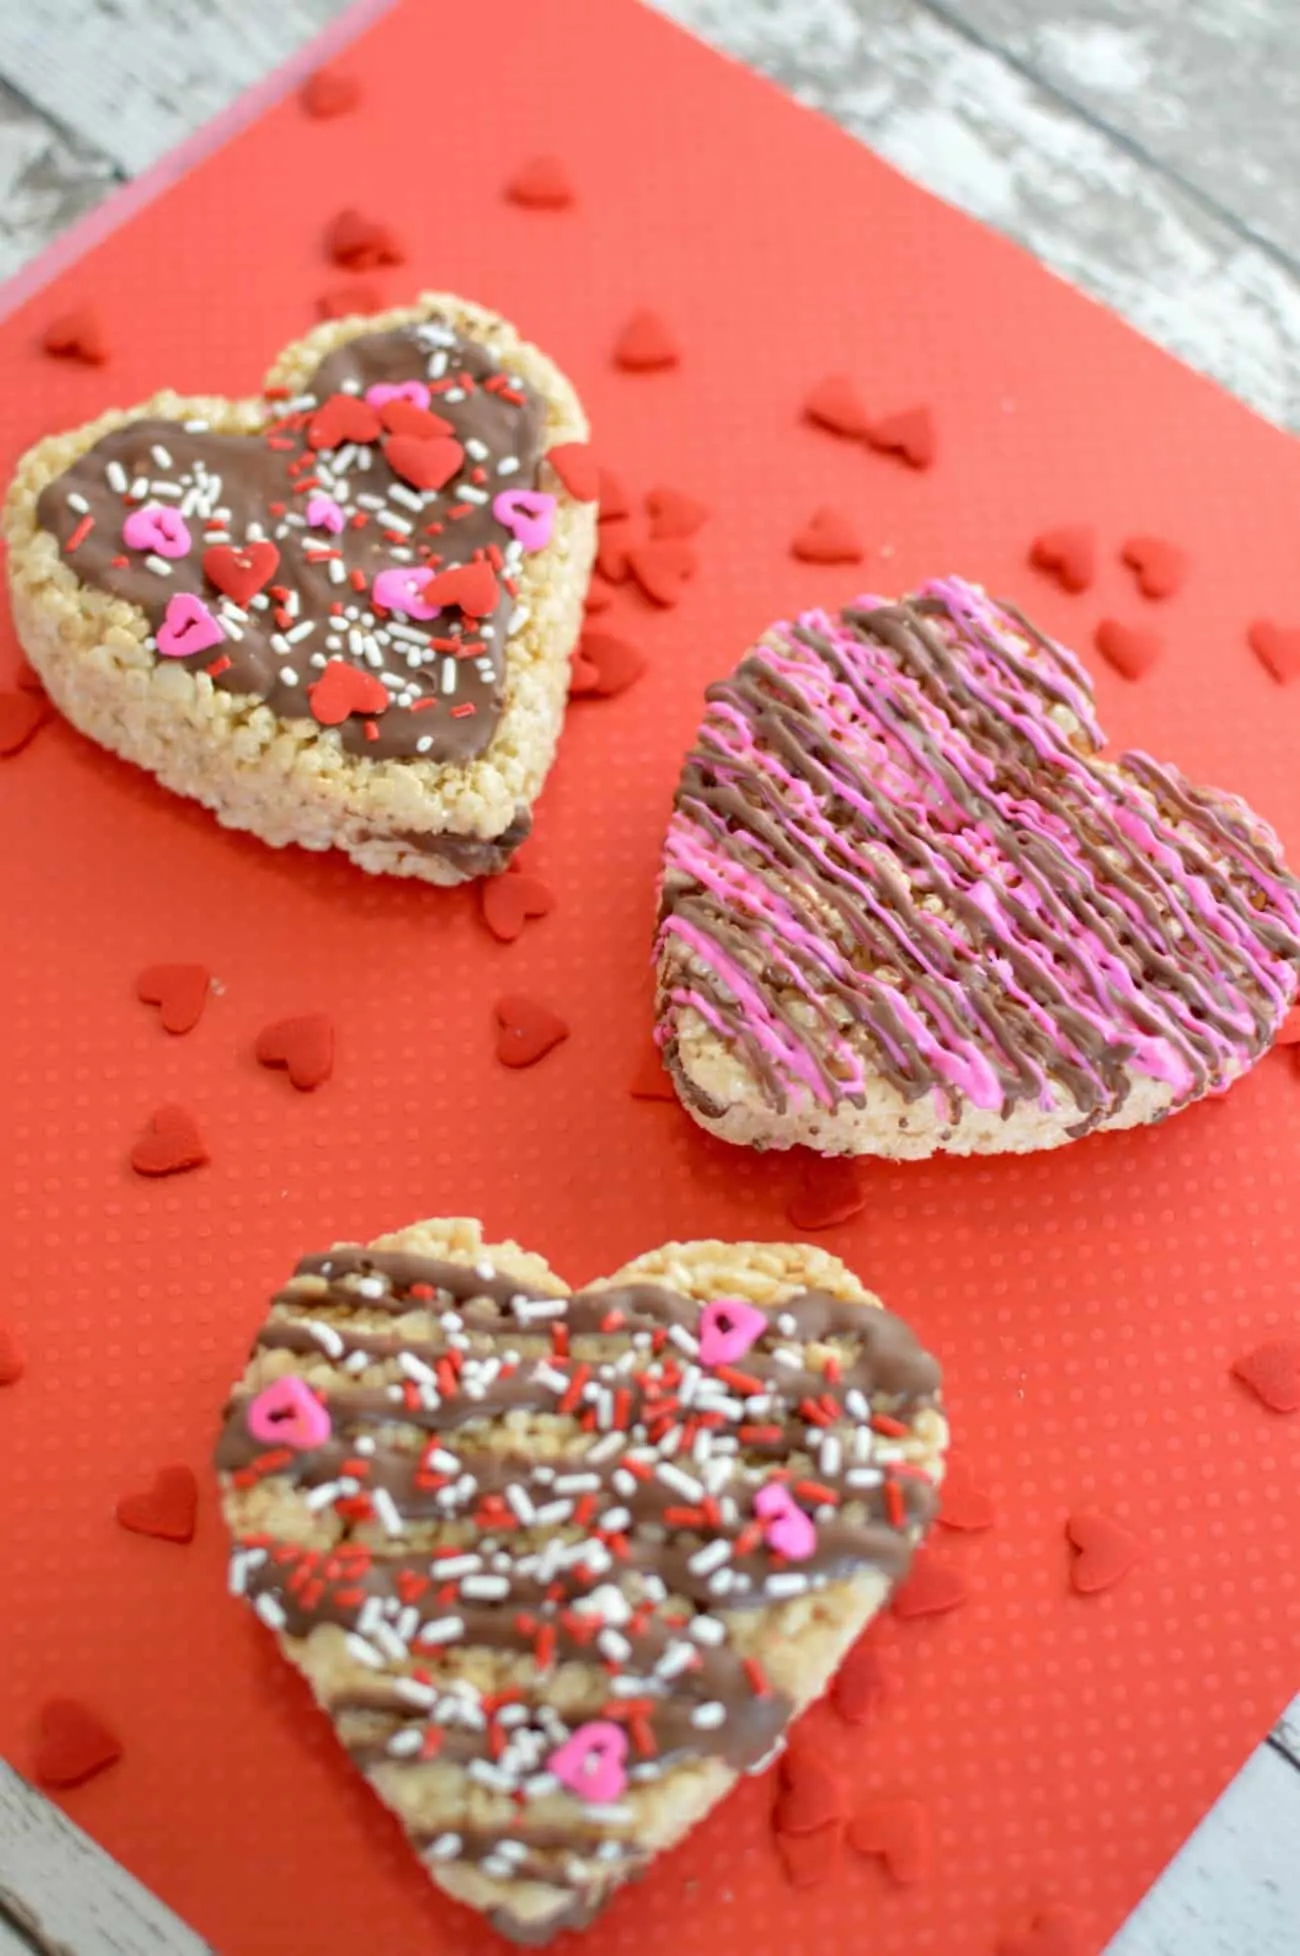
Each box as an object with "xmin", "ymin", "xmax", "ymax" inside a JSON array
[
  {"xmin": 416, "ymin": 736, "xmax": 433, "ymax": 754},
  {"xmin": 691, "ymin": 1701, "xmax": 726, "ymax": 1729},
  {"xmin": 582, "ymin": 1541, "xmax": 613, "ymax": 1578},
  {"xmin": 708, "ymin": 1569, "xmax": 736, "ymax": 1596},
  {"xmin": 689, "ymin": 1614, "xmax": 726, "ymax": 1646},
  {"xmin": 480, "ymin": 1854, "xmax": 515, "ymax": 1880},
  {"xmin": 599, "ymin": 1506, "xmax": 632, "ymax": 1533},
  {"xmin": 106, "ymin": 461, "xmax": 128, "ymax": 493},
  {"xmin": 770, "ymin": 1347, "xmax": 803, "ymax": 1371},
  {"xmin": 688, "ymin": 1539, "xmax": 730, "ymax": 1577},
  {"xmin": 149, "ymin": 480, "xmax": 182, "ymax": 500},
  {"xmin": 523, "ymin": 1771, "xmax": 559, "ymax": 1800},
  {"xmin": 286, "ymin": 619, "xmax": 316, "ymax": 644},
  {"xmin": 554, "ymin": 1473, "xmax": 600, "ymax": 1495},
  {"xmin": 151, "ymin": 444, "xmax": 173, "ymax": 469},
  {"xmin": 254, "ymin": 1593, "xmax": 287, "ymax": 1630},
  {"xmin": 389, "ymin": 484, "xmax": 426, "ymax": 511},
  {"xmin": 846, "ymin": 1467, "xmax": 884, "ymax": 1489},
  {"xmin": 303, "ymin": 1480, "xmax": 344, "ymax": 1511},
  {"xmin": 497, "ymin": 455, "xmax": 520, "ymax": 476},
  {"xmin": 440, "ymin": 657, "xmax": 456, "ymax": 695},
  {"xmin": 386, "ymin": 1727, "xmax": 424, "ymax": 1757},
  {"xmin": 144, "ymin": 553, "xmax": 173, "ymax": 577},
  {"xmin": 278, "ymin": 666, "xmax": 299, "ymax": 686},
  {"xmin": 612, "ymin": 1468, "xmax": 637, "ymax": 1499},
  {"xmin": 508, "ymin": 604, "xmax": 531, "ymax": 638},
  {"xmin": 507, "ymin": 1485, "xmax": 536, "ymax": 1526},
  {"xmin": 430, "ymin": 1554, "xmax": 481, "ymax": 1580},
  {"xmin": 462, "ymin": 1574, "xmax": 509, "ymax": 1601},
  {"xmin": 777, "ymin": 1312, "xmax": 797, "ymax": 1337},
  {"xmin": 512, "ymin": 1296, "xmax": 567, "ymax": 1323},
  {"xmin": 765, "ymin": 1572, "xmax": 810, "ymax": 1599},
  {"xmin": 378, "ymin": 509, "xmax": 413, "ymax": 535},
  {"xmin": 416, "ymin": 1616, "xmax": 465, "ymax": 1646},
  {"xmin": 468, "ymin": 1760, "xmax": 515, "ymax": 1792},
  {"xmin": 534, "ymin": 1363, "xmax": 570, "ymax": 1395},
  {"xmin": 443, "ymin": 387, "xmax": 467, "ymax": 404},
  {"xmin": 587, "ymin": 1432, "xmax": 626, "ymax": 1465},
  {"xmin": 427, "ymin": 352, "xmax": 450, "ymax": 378},
  {"xmin": 457, "ymin": 484, "xmax": 489, "ymax": 505},
  {"xmin": 249, "ymin": 593, "xmax": 270, "ymax": 610},
  {"xmin": 657, "ymin": 1464, "xmax": 704, "ymax": 1502},
  {"xmin": 183, "ymin": 419, "xmax": 210, "ymax": 433},
  {"xmin": 66, "ymin": 491, "xmax": 90, "ymax": 514},
  {"xmin": 426, "ymin": 1446, "xmax": 458, "ymax": 1474},
  {"xmin": 328, "ymin": 556, "xmax": 346, "ymax": 584},
  {"xmin": 129, "ymin": 475, "xmax": 149, "ymax": 499},
  {"xmin": 426, "ymin": 1833, "xmax": 462, "ymax": 1861},
  {"xmin": 344, "ymin": 1350, "xmax": 369, "ymax": 1374},
  {"xmin": 464, "ymin": 438, "xmax": 489, "ymax": 461},
  {"xmin": 597, "ymin": 1628, "xmax": 631, "ymax": 1664},
  {"xmin": 845, "ymin": 1388, "xmax": 870, "ymax": 1421},
  {"xmin": 533, "ymin": 1499, "xmax": 575, "ymax": 1529},
  {"xmin": 573, "ymin": 1582, "xmax": 631, "ymax": 1626},
  {"xmin": 371, "ymin": 1620, "xmax": 409, "ymax": 1662},
  {"xmin": 819, "ymin": 1434, "xmax": 843, "ymax": 1479},
  {"xmin": 656, "ymin": 1641, "xmax": 697, "ymax": 1680},
  {"xmin": 372, "ymin": 1487, "xmax": 405, "ymax": 1537},
  {"xmin": 344, "ymin": 1634, "xmax": 384, "ymax": 1669},
  {"xmin": 851, "ymin": 1424, "xmax": 873, "ymax": 1463}
]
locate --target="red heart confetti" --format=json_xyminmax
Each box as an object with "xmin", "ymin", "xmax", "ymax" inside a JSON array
[
  {"xmin": 545, "ymin": 443, "xmax": 599, "ymax": 501},
  {"xmin": 628, "ymin": 538, "xmax": 696, "ymax": 606},
  {"xmin": 596, "ymin": 526, "xmax": 632, "ymax": 583},
  {"xmin": 378, "ymin": 400, "xmax": 455, "ymax": 441},
  {"xmin": 584, "ymin": 575, "xmax": 615, "ymax": 615},
  {"xmin": 1065, "ymin": 1510, "xmax": 1140, "ymax": 1594},
  {"xmin": 1094, "ymin": 618, "xmax": 1162, "ymax": 681},
  {"xmin": 0, "ymin": 691, "xmax": 52, "ymax": 757},
  {"xmin": 505, "ymin": 155, "xmax": 575, "ymax": 209},
  {"xmin": 325, "ymin": 208, "xmax": 406, "ymax": 269},
  {"xmin": 305, "ymin": 391, "xmax": 381, "ymax": 450},
  {"xmin": 848, "ymin": 1796, "xmax": 933, "ymax": 1884},
  {"xmin": 791, "ymin": 506, "xmax": 864, "ymax": 565},
  {"xmin": 1121, "ymin": 534, "xmax": 1187, "ymax": 601},
  {"xmin": 570, "ymin": 633, "xmax": 646, "ymax": 699},
  {"xmin": 385, "ymin": 433, "xmax": 465, "ymax": 493},
  {"xmin": 867, "ymin": 405, "xmax": 936, "ymax": 469},
  {"xmin": 116, "ymin": 1464, "xmax": 199, "ymax": 1544},
  {"xmin": 202, "ymin": 540, "xmax": 280, "ymax": 606},
  {"xmin": 629, "ymin": 1038, "xmax": 676, "ymax": 1100},
  {"xmin": 646, "ymin": 487, "xmax": 709, "ymax": 539},
  {"xmin": 316, "ymin": 281, "xmax": 382, "ymax": 321},
  {"xmin": 1248, "ymin": 618, "xmax": 1300, "ymax": 685},
  {"xmin": 996, "ymin": 1905, "xmax": 1089, "ymax": 1956},
  {"xmin": 774, "ymin": 1747, "xmax": 847, "ymax": 1837},
  {"xmin": 422, "ymin": 560, "xmax": 498, "ymax": 616},
  {"xmin": 613, "ymin": 310, "xmax": 680, "ymax": 372},
  {"xmin": 776, "ymin": 1824, "xmax": 843, "ymax": 1889},
  {"xmin": 936, "ymin": 1458, "xmax": 996, "ymax": 1532},
  {"xmin": 1231, "ymin": 1336, "xmax": 1300, "ymax": 1413},
  {"xmin": 786, "ymin": 1154, "xmax": 867, "ymax": 1230},
  {"xmin": 831, "ymin": 1636, "xmax": 893, "ymax": 1724},
  {"xmin": 804, "ymin": 374, "xmax": 870, "ymax": 439},
  {"xmin": 308, "ymin": 660, "xmax": 390, "ymax": 726},
  {"xmin": 1029, "ymin": 526, "xmax": 1096, "ymax": 595},
  {"xmin": 255, "ymin": 1014, "xmax": 335, "ymax": 1092},
  {"xmin": 130, "ymin": 1105, "xmax": 208, "ymax": 1178},
  {"xmin": 41, "ymin": 303, "xmax": 108, "ymax": 365},
  {"xmin": 135, "ymin": 963, "xmax": 211, "ymax": 1036},
  {"xmin": 35, "ymin": 1699, "xmax": 122, "ymax": 1789},
  {"xmin": 300, "ymin": 67, "xmax": 362, "ymax": 118},
  {"xmin": 0, "ymin": 1326, "xmax": 24, "ymax": 1386},
  {"xmin": 597, "ymin": 469, "xmax": 632, "ymax": 523},
  {"xmin": 891, "ymin": 1547, "xmax": 969, "ymax": 1620},
  {"xmin": 480, "ymin": 869, "xmax": 555, "ymax": 943},
  {"xmin": 495, "ymin": 996, "xmax": 570, "ymax": 1068}
]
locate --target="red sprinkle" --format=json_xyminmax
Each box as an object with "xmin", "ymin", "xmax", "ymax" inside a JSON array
[
  {"xmin": 64, "ymin": 514, "xmax": 94, "ymax": 553},
  {"xmin": 743, "ymin": 1657, "xmax": 772, "ymax": 1697}
]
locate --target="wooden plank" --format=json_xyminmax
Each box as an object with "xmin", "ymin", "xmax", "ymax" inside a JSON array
[{"xmin": 0, "ymin": 77, "xmax": 119, "ymax": 285}]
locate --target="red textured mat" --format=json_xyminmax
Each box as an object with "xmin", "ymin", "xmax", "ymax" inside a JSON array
[{"xmin": 2, "ymin": 2, "xmax": 1298, "ymax": 1952}]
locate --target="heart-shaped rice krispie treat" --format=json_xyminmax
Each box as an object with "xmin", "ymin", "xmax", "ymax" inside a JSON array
[
  {"xmin": 215, "ymin": 1217, "xmax": 946, "ymax": 1942},
  {"xmin": 4, "ymin": 295, "xmax": 595, "ymax": 883},
  {"xmin": 656, "ymin": 576, "xmax": 1300, "ymax": 1156}
]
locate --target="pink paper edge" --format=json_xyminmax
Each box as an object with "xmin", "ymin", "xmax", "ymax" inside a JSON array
[{"xmin": 0, "ymin": 0, "xmax": 400, "ymax": 325}]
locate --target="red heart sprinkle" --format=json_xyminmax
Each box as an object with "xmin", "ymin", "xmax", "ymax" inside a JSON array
[
  {"xmin": 545, "ymin": 443, "xmax": 600, "ymax": 501},
  {"xmin": 1231, "ymin": 1337, "xmax": 1300, "ymax": 1413},
  {"xmin": 584, "ymin": 575, "xmax": 615, "ymax": 615},
  {"xmin": 480, "ymin": 869, "xmax": 555, "ymax": 943},
  {"xmin": 629, "ymin": 1038, "xmax": 675, "ymax": 1100},
  {"xmin": 997, "ymin": 1905, "xmax": 1089, "ymax": 1956},
  {"xmin": 308, "ymin": 659, "xmax": 390, "ymax": 726},
  {"xmin": 1029, "ymin": 526, "xmax": 1096, "ymax": 594},
  {"xmin": 300, "ymin": 67, "xmax": 361, "ymax": 118},
  {"xmin": 385, "ymin": 433, "xmax": 465, "ymax": 493},
  {"xmin": 596, "ymin": 526, "xmax": 632, "ymax": 584},
  {"xmin": 1066, "ymin": 1510, "xmax": 1140, "ymax": 1594},
  {"xmin": 628, "ymin": 538, "xmax": 696, "ymax": 607},
  {"xmin": 613, "ymin": 310, "xmax": 680, "ymax": 372},
  {"xmin": 1278, "ymin": 1006, "xmax": 1300, "ymax": 1045},
  {"xmin": 804, "ymin": 375, "xmax": 870, "ymax": 439},
  {"xmin": 316, "ymin": 281, "xmax": 382, "ymax": 321},
  {"xmin": 35, "ymin": 1699, "xmax": 122, "ymax": 1789},
  {"xmin": 135, "ymin": 963, "xmax": 210, "ymax": 1036},
  {"xmin": 1122, "ymin": 534, "xmax": 1186, "ymax": 601},
  {"xmin": 792, "ymin": 507, "xmax": 864, "ymax": 565},
  {"xmin": 325, "ymin": 208, "xmax": 405, "ymax": 270},
  {"xmin": 774, "ymin": 1747, "xmax": 847, "ymax": 1836},
  {"xmin": 569, "ymin": 633, "xmax": 646, "ymax": 699},
  {"xmin": 936, "ymin": 1458, "xmax": 996, "ymax": 1532},
  {"xmin": 598, "ymin": 469, "xmax": 632, "ymax": 523},
  {"xmin": 307, "ymin": 392, "xmax": 383, "ymax": 451},
  {"xmin": 0, "ymin": 691, "xmax": 51, "ymax": 757},
  {"xmin": 848, "ymin": 1796, "xmax": 932, "ymax": 1884},
  {"xmin": 421, "ymin": 560, "xmax": 499, "ymax": 617},
  {"xmin": 130, "ymin": 1105, "xmax": 208, "ymax": 1178},
  {"xmin": 891, "ymin": 1547, "xmax": 968, "ymax": 1620},
  {"xmin": 202, "ymin": 540, "xmax": 280, "ymax": 606},
  {"xmin": 867, "ymin": 405, "xmax": 936, "ymax": 469},
  {"xmin": 115, "ymin": 1464, "xmax": 198, "ymax": 1544},
  {"xmin": 831, "ymin": 1636, "xmax": 893, "ymax": 1724},
  {"xmin": 255, "ymin": 1014, "xmax": 334, "ymax": 1091},
  {"xmin": 1095, "ymin": 618, "xmax": 1161, "ymax": 681},
  {"xmin": 1248, "ymin": 619, "xmax": 1300, "ymax": 685},
  {"xmin": 777, "ymin": 1824, "xmax": 842, "ymax": 1889},
  {"xmin": 41, "ymin": 303, "xmax": 108, "ymax": 365},
  {"xmin": 378, "ymin": 400, "xmax": 455, "ymax": 441},
  {"xmin": 646, "ymin": 487, "xmax": 709, "ymax": 539},
  {"xmin": 505, "ymin": 155, "xmax": 575, "ymax": 209},
  {"xmin": 0, "ymin": 1326, "xmax": 24, "ymax": 1386},
  {"xmin": 786, "ymin": 1155, "xmax": 867, "ymax": 1230},
  {"xmin": 495, "ymin": 995, "xmax": 570, "ymax": 1068}
]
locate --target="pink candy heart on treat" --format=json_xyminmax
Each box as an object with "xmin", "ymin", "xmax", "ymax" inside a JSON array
[
  {"xmin": 246, "ymin": 1374, "xmax": 332, "ymax": 1450},
  {"xmin": 547, "ymin": 1721, "xmax": 628, "ymax": 1804},
  {"xmin": 156, "ymin": 592, "xmax": 223, "ymax": 658},
  {"xmin": 365, "ymin": 379, "xmax": 431, "ymax": 411},
  {"xmin": 305, "ymin": 493, "xmax": 345, "ymax": 534},
  {"xmin": 755, "ymin": 1482, "xmax": 817, "ymax": 1561},
  {"xmin": 492, "ymin": 487, "xmax": 557, "ymax": 552},
  {"xmin": 122, "ymin": 503, "xmax": 192, "ymax": 558},
  {"xmin": 372, "ymin": 566, "xmax": 439, "ymax": 620},
  {"xmin": 698, "ymin": 1296, "xmax": 768, "ymax": 1367}
]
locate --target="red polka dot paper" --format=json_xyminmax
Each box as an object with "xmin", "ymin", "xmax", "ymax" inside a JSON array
[{"xmin": 1, "ymin": 2, "xmax": 1298, "ymax": 1954}]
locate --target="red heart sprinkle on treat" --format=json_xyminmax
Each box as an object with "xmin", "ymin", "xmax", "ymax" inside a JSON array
[
  {"xmin": 378, "ymin": 400, "xmax": 455, "ymax": 441},
  {"xmin": 613, "ymin": 310, "xmax": 680, "ymax": 372},
  {"xmin": 597, "ymin": 469, "xmax": 632, "ymax": 523},
  {"xmin": 936, "ymin": 1458, "xmax": 996, "ymax": 1532},
  {"xmin": 480, "ymin": 869, "xmax": 555, "ymax": 943},
  {"xmin": 307, "ymin": 393, "xmax": 383, "ymax": 451},
  {"xmin": 325, "ymin": 208, "xmax": 405, "ymax": 269},
  {"xmin": 202, "ymin": 540, "xmax": 281, "ymax": 606},
  {"xmin": 804, "ymin": 375, "xmax": 870, "ymax": 439},
  {"xmin": 41, "ymin": 303, "xmax": 108, "ymax": 365},
  {"xmin": 777, "ymin": 1825, "xmax": 842, "ymax": 1889},
  {"xmin": 116, "ymin": 1464, "xmax": 199, "ymax": 1544},
  {"xmin": 774, "ymin": 1746, "xmax": 847, "ymax": 1836},
  {"xmin": 35, "ymin": 1699, "xmax": 122, "ymax": 1789},
  {"xmin": 786, "ymin": 1154, "xmax": 867, "ymax": 1230},
  {"xmin": 831, "ymin": 1636, "xmax": 893, "ymax": 1724},
  {"xmin": 570, "ymin": 633, "xmax": 646, "ymax": 699},
  {"xmin": 629, "ymin": 1038, "xmax": 676, "ymax": 1100},
  {"xmin": 385, "ymin": 433, "xmax": 465, "ymax": 492},
  {"xmin": 867, "ymin": 405, "xmax": 936, "ymax": 469},
  {"xmin": 596, "ymin": 526, "xmax": 632, "ymax": 584},
  {"xmin": 1231, "ymin": 1337, "xmax": 1300, "ymax": 1413},
  {"xmin": 584, "ymin": 575, "xmax": 615, "ymax": 615},
  {"xmin": 997, "ymin": 1905, "xmax": 1088, "ymax": 1956},
  {"xmin": 130, "ymin": 1105, "xmax": 208, "ymax": 1178},
  {"xmin": 1065, "ymin": 1510, "xmax": 1140, "ymax": 1594},
  {"xmin": 0, "ymin": 1326, "xmax": 24, "ymax": 1386},
  {"xmin": 495, "ymin": 995, "xmax": 570, "ymax": 1068},
  {"xmin": 848, "ymin": 1796, "xmax": 933, "ymax": 1884},
  {"xmin": 1094, "ymin": 618, "xmax": 1161, "ymax": 681},
  {"xmin": 505, "ymin": 155, "xmax": 575, "ymax": 209},
  {"xmin": 316, "ymin": 281, "xmax": 382, "ymax": 321},
  {"xmin": 422, "ymin": 560, "xmax": 498, "ymax": 616},
  {"xmin": 792, "ymin": 507, "xmax": 864, "ymax": 565},
  {"xmin": 135, "ymin": 963, "xmax": 211, "ymax": 1036},
  {"xmin": 646, "ymin": 487, "xmax": 709, "ymax": 539},
  {"xmin": 0, "ymin": 691, "xmax": 51, "ymax": 757},
  {"xmin": 300, "ymin": 67, "xmax": 361, "ymax": 117},
  {"xmin": 628, "ymin": 538, "xmax": 696, "ymax": 606},
  {"xmin": 891, "ymin": 1547, "xmax": 969, "ymax": 1620},
  {"xmin": 545, "ymin": 443, "xmax": 600, "ymax": 501},
  {"xmin": 1121, "ymin": 535, "xmax": 1187, "ymax": 601},
  {"xmin": 1029, "ymin": 526, "xmax": 1096, "ymax": 594},
  {"xmin": 1248, "ymin": 619, "xmax": 1300, "ymax": 685},
  {"xmin": 308, "ymin": 659, "xmax": 390, "ymax": 726},
  {"xmin": 255, "ymin": 1014, "xmax": 335, "ymax": 1092}
]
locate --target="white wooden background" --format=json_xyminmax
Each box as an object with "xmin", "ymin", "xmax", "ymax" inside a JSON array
[{"xmin": 0, "ymin": 2, "xmax": 1298, "ymax": 1953}]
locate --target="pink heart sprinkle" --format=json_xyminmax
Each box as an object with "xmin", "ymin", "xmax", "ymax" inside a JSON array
[
  {"xmin": 698, "ymin": 1296, "xmax": 768, "ymax": 1367},
  {"xmin": 492, "ymin": 487, "xmax": 557, "ymax": 552},
  {"xmin": 156, "ymin": 592, "xmax": 223, "ymax": 658},
  {"xmin": 754, "ymin": 1482, "xmax": 817, "ymax": 1561},
  {"xmin": 365, "ymin": 379, "xmax": 431, "ymax": 412},
  {"xmin": 122, "ymin": 503, "xmax": 192, "ymax": 559},
  {"xmin": 305, "ymin": 493, "xmax": 345, "ymax": 534},
  {"xmin": 372, "ymin": 566, "xmax": 439, "ymax": 620},
  {"xmin": 245, "ymin": 1375, "xmax": 332, "ymax": 1450},
  {"xmin": 547, "ymin": 1721, "xmax": 628, "ymax": 1803}
]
